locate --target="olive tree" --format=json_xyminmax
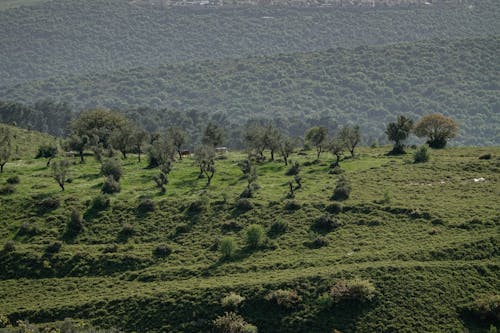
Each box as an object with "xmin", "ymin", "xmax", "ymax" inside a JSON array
[
  {"xmin": 36, "ymin": 143, "xmax": 58, "ymax": 167},
  {"xmin": 305, "ymin": 126, "xmax": 328, "ymax": 160},
  {"xmin": 339, "ymin": 125, "xmax": 361, "ymax": 157},
  {"xmin": 0, "ymin": 126, "xmax": 12, "ymax": 173},
  {"xmin": 194, "ymin": 145, "xmax": 216, "ymax": 186},
  {"xmin": 52, "ymin": 160, "xmax": 70, "ymax": 191},
  {"xmin": 167, "ymin": 127, "xmax": 188, "ymax": 160},
  {"xmin": 414, "ymin": 114, "xmax": 458, "ymax": 148},
  {"xmin": 385, "ymin": 115, "xmax": 413, "ymax": 154}
]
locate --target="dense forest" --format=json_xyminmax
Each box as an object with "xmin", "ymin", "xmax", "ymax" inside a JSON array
[
  {"xmin": 2, "ymin": 36, "xmax": 498, "ymax": 145},
  {"xmin": 1, "ymin": 0, "xmax": 499, "ymax": 87}
]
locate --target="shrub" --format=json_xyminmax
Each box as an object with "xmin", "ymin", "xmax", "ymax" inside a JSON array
[
  {"xmin": 285, "ymin": 161, "xmax": 300, "ymax": 176},
  {"xmin": 331, "ymin": 176, "xmax": 351, "ymax": 201},
  {"xmin": 326, "ymin": 203, "xmax": 343, "ymax": 214},
  {"xmin": 66, "ymin": 208, "xmax": 83, "ymax": 236},
  {"xmin": 213, "ymin": 312, "xmax": 256, "ymax": 333},
  {"xmin": 469, "ymin": 294, "xmax": 500, "ymax": 322},
  {"xmin": 121, "ymin": 224, "xmax": 134, "ymax": 236},
  {"xmin": 313, "ymin": 215, "xmax": 342, "ymax": 232},
  {"xmin": 0, "ymin": 184, "xmax": 15, "ymax": 195},
  {"xmin": 92, "ymin": 194, "xmax": 110, "ymax": 210},
  {"xmin": 102, "ymin": 244, "xmax": 119, "ymax": 253},
  {"xmin": 239, "ymin": 187, "xmax": 254, "ymax": 198},
  {"xmin": 479, "ymin": 153, "xmax": 492, "ymax": 160},
  {"xmin": 305, "ymin": 236, "xmax": 329, "ymax": 249},
  {"xmin": 38, "ymin": 197, "xmax": 60, "ymax": 211},
  {"xmin": 329, "ymin": 279, "xmax": 376, "ymax": 303},
  {"xmin": 6, "ymin": 175, "xmax": 20, "ymax": 184},
  {"xmin": 221, "ymin": 292, "xmax": 246, "ymax": 308},
  {"xmin": 284, "ymin": 200, "xmax": 301, "ymax": 211},
  {"xmin": 221, "ymin": 221, "xmax": 242, "ymax": 233},
  {"xmin": 18, "ymin": 222, "xmax": 39, "ymax": 236},
  {"xmin": 101, "ymin": 158, "xmax": 122, "ymax": 181},
  {"xmin": 245, "ymin": 224, "xmax": 265, "ymax": 249},
  {"xmin": 413, "ymin": 145, "xmax": 430, "ymax": 163},
  {"xmin": 2, "ymin": 240, "xmax": 15, "ymax": 253},
  {"xmin": 329, "ymin": 166, "xmax": 344, "ymax": 175},
  {"xmin": 137, "ymin": 198, "xmax": 155, "ymax": 213},
  {"xmin": 188, "ymin": 198, "xmax": 207, "ymax": 214},
  {"xmin": 153, "ymin": 244, "xmax": 172, "ymax": 258},
  {"xmin": 265, "ymin": 289, "xmax": 301, "ymax": 309},
  {"xmin": 101, "ymin": 175, "xmax": 121, "ymax": 194},
  {"xmin": 269, "ymin": 220, "xmax": 288, "ymax": 237},
  {"xmin": 235, "ymin": 198, "xmax": 254, "ymax": 211},
  {"xmin": 220, "ymin": 237, "xmax": 237, "ymax": 259},
  {"xmin": 46, "ymin": 241, "xmax": 62, "ymax": 253}
]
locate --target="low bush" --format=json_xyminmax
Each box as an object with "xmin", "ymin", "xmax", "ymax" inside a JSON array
[
  {"xmin": 285, "ymin": 161, "xmax": 300, "ymax": 176},
  {"xmin": 269, "ymin": 220, "xmax": 288, "ymax": 237},
  {"xmin": 101, "ymin": 176, "xmax": 121, "ymax": 194},
  {"xmin": 188, "ymin": 198, "xmax": 207, "ymax": 214},
  {"xmin": 213, "ymin": 312, "xmax": 256, "ymax": 333},
  {"xmin": 329, "ymin": 279, "xmax": 376, "ymax": 303},
  {"xmin": 46, "ymin": 241, "xmax": 62, "ymax": 254},
  {"xmin": 38, "ymin": 197, "xmax": 60, "ymax": 211},
  {"xmin": 6, "ymin": 175, "xmax": 20, "ymax": 184},
  {"xmin": 312, "ymin": 215, "xmax": 342, "ymax": 232},
  {"xmin": 469, "ymin": 294, "xmax": 500, "ymax": 323},
  {"xmin": 235, "ymin": 198, "xmax": 254, "ymax": 211},
  {"xmin": 120, "ymin": 224, "xmax": 135, "ymax": 236},
  {"xmin": 101, "ymin": 158, "xmax": 123, "ymax": 181},
  {"xmin": 326, "ymin": 203, "xmax": 343, "ymax": 214},
  {"xmin": 239, "ymin": 187, "xmax": 254, "ymax": 198},
  {"xmin": 479, "ymin": 153, "xmax": 492, "ymax": 160},
  {"xmin": 305, "ymin": 236, "xmax": 329, "ymax": 249},
  {"xmin": 245, "ymin": 224, "xmax": 265, "ymax": 249},
  {"xmin": 284, "ymin": 200, "xmax": 301, "ymax": 211},
  {"xmin": 413, "ymin": 146, "xmax": 430, "ymax": 163},
  {"xmin": 221, "ymin": 292, "xmax": 246, "ymax": 309},
  {"xmin": 331, "ymin": 176, "xmax": 351, "ymax": 201},
  {"xmin": 18, "ymin": 222, "xmax": 39, "ymax": 236},
  {"xmin": 92, "ymin": 194, "xmax": 110, "ymax": 210},
  {"xmin": 66, "ymin": 208, "xmax": 83, "ymax": 237},
  {"xmin": 0, "ymin": 184, "xmax": 15, "ymax": 195},
  {"xmin": 265, "ymin": 289, "xmax": 301, "ymax": 309},
  {"xmin": 221, "ymin": 221, "xmax": 242, "ymax": 233},
  {"xmin": 153, "ymin": 244, "xmax": 172, "ymax": 258},
  {"xmin": 137, "ymin": 198, "xmax": 155, "ymax": 213},
  {"xmin": 220, "ymin": 237, "xmax": 237, "ymax": 259},
  {"xmin": 2, "ymin": 240, "xmax": 15, "ymax": 253},
  {"xmin": 329, "ymin": 166, "xmax": 344, "ymax": 175}
]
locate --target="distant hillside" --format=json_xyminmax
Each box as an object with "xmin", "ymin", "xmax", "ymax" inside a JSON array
[
  {"xmin": 2, "ymin": 37, "xmax": 499, "ymax": 145},
  {"xmin": 1, "ymin": 0, "xmax": 499, "ymax": 87}
]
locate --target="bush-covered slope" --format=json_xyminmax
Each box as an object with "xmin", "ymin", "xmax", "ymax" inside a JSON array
[
  {"xmin": 1, "ymin": 0, "xmax": 499, "ymax": 87},
  {"xmin": 2, "ymin": 37, "xmax": 499, "ymax": 145},
  {"xmin": 0, "ymin": 145, "xmax": 499, "ymax": 332}
]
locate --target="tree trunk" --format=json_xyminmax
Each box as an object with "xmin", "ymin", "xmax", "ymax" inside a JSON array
[
  {"xmin": 316, "ymin": 147, "xmax": 322, "ymax": 160},
  {"xmin": 177, "ymin": 149, "xmax": 182, "ymax": 160},
  {"xmin": 79, "ymin": 150, "xmax": 84, "ymax": 163},
  {"xmin": 350, "ymin": 148, "xmax": 355, "ymax": 158},
  {"xmin": 46, "ymin": 158, "xmax": 52, "ymax": 167},
  {"xmin": 59, "ymin": 182, "xmax": 65, "ymax": 191},
  {"xmin": 270, "ymin": 150, "xmax": 275, "ymax": 161},
  {"xmin": 137, "ymin": 148, "xmax": 141, "ymax": 162},
  {"xmin": 122, "ymin": 150, "xmax": 127, "ymax": 159},
  {"xmin": 0, "ymin": 163, "xmax": 4, "ymax": 173},
  {"xmin": 284, "ymin": 156, "xmax": 288, "ymax": 165}
]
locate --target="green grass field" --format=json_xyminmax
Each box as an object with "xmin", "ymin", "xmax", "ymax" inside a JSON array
[{"xmin": 0, "ymin": 126, "xmax": 498, "ymax": 332}]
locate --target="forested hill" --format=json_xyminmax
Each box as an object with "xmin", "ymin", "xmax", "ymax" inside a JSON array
[
  {"xmin": 1, "ymin": 0, "xmax": 499, "ymax": 87},
  {"xmin": 2, "ymin": 36, "xmax": 499, "ymax": 146}
]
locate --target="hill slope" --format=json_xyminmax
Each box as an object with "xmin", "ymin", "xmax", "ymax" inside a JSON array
[
  {"xmin": 2, "ymin": 36, "xmax": 499, "ymax": 145},
  {"xmin": 0, "ymin": 0, "xmax": 499, "ymax": 87},
  {"xmin": 0, "ymin": 146, "xmax": 498, "ymax": 332}
]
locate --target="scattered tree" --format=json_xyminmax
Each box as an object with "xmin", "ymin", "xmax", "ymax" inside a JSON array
[
  {"xmin": 414, "ymin": 113, "xmax": 459, "ymax": 148},
  {"xmin": 36, "ymin": 143, "xmax": 58, "ymax": 167},
  {"xmin": 0, "ymin": 126, "xmax": 12, "ymax": 173},
  {"xmin": 132, "ymin": 129, "xmax": 148, "ymax": 162},
  {"xmin": 264, "ymin": 124, "xmax": 282, "ymax": 161},
  {"xmin": 52, "ymin": 159, "xmax": 70, "ymax": 191},
  {"xmin": 101, "ymin": 158, "xmax": 123, "ymax": 181},
  {"xmin": 109, "ymin": 122, "xmax": 136, "ymax": 159},
  {"xmin": 202, "ymin": 122, "xmax": 225, "ymax": 147},
  {"xmin": 279, "ymin": 136, "xmax": 295, "ymax": 165},
  {"xmin": 339, "ymin": 125, "xmax": 361, "ymax": 157},
  {"xmin": 194, "ymin": 145, "xmax": 216, "ymax": 186},
  {"xmin": 153, "ymin": 160, "xmax": 173, "ymax": 194},
  {"xmin": 329, "ymin": 137, "xmax": 345, "ymax": 167},
  {"xmin": 167, "ymin": 126, "xmax": 188, "ymax": 160},
  {"xmin": 305, "ymin": 126, "xmax": 328, "ymax": 160},
  {"xmin": 385, "ymin": 115, "xmax": 414, "ymax": 154},
  {"xmin": 64, "ymin": 134, "xmax": 89, "ymax": 163}
]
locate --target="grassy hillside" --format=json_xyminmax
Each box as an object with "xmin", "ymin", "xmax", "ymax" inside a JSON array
[
  {"xmin": 0, "ymin": 124, "xmax": 57, "ymax": 160},
  {"xmin": 0, "ymin": 140, "xmax": 498, "ymax": 332},
  {"xmin": 1, "ymin": 0, "xmax": 499, "ymax": 87},
  {"xmin": 2, "ymin": 37, "xmax": 499, "ymax": 146}
]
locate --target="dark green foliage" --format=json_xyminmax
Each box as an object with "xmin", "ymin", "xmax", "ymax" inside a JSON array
[
  {"xmin": 101, "ymin": 159, "xmax": 123, "ymax": 181},
  {"xmin": 220, "ymin": 237, "xmax": 237, "ymax": 260},
  {"xmin": 305, "ymin": 235, "xmax": 329, "ymax": 249},
  {"xmin": 46, "ymin": 241, "xmax": 62, "ymax": 254},
  {"xmin": 17, "ymin": 222, "xmax": 39, "ymax": 237},
  {"xmin": 312, "ymin": 215, "xmax": 342, "ymax": 233},
  {"xmin": 120, "ymin": 224, "xmax": 134, "ymax": 237},
  {"xmin": 265, "ymin": 289, "xmax": 302, "ymax": 309},
  {"xmin": 137, "ymin": 199, "xmax": 155, "ymax": 213},
  {"xmin": 91, "ymin": 194, "xmax": 110, "ymax": 210},
  {"xmin": 38, "ymin": 197, "xmax": 60, "ymax": 211},
  {"xmin": 2, "ymin": 240, "xmax": 15, "ymax": 253},
  {"xmin": 6, "ymin": 175, "xmax": 20, "ymax": 184},
  {"xmin": 245, "ymin": 224, "xmax": 265, "ymax": 249},
  {"xmin": 285, "ymin": 161, "xmax": 300, "ymax": 176},
  {"xmin": 328, "ymin": 279, "xmax": 376, "ymax": 303},
  {"xmin": 386, "ymin": 115, "xmax": 414, "ymax": 154},
  {"xmin": 467, "ymin": 294, "xmax": 500, "ymax": 324},
  {"xmin": 65, "ymin": 208, "xmax": 83, "ymax": 238},
  {"xmin": 331, "ymin": 176, "xmax": 351, "ymax": 201},
  {"xmin": 0, "ymin": 184, "xmax": 15, "ymax": 195},
  {"xmin": 188, "ymin": 198, "xmax": 208, "ymax": 214},
  {"xmin": 269, "ymin": 220, "xmax": 288, "ymax": 237},
  {"xmin": 284, "ymin": 200, "xmax": 301, "ymax": 211},
  {"xmin": 326, "ymin": 203, "xmax": 343, "ymax": 214},
  {"xmin": 414, "ymin": 146, "xmax": 430, "ymax": 163},
  {"xmin": 153, "ymin": 244, "xmax": 172, "ymax": 258},
  {"xmin": 235, "ymin": 198, "xmax": 254, "ymax": 211},
  {"xmin": 479, "ymin": 153, "xmax": 492, "ymax": 160},
  {"xmin": 213, "ymin": 311, "xmax": 255, "ymax": 333},
  {"xmin": 36, "ymin": 143, "xmax": 58, "ymax": 166},
  {"xmin": 101, "ymin": 176, "xmax": 121, "ymax": 194}
]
